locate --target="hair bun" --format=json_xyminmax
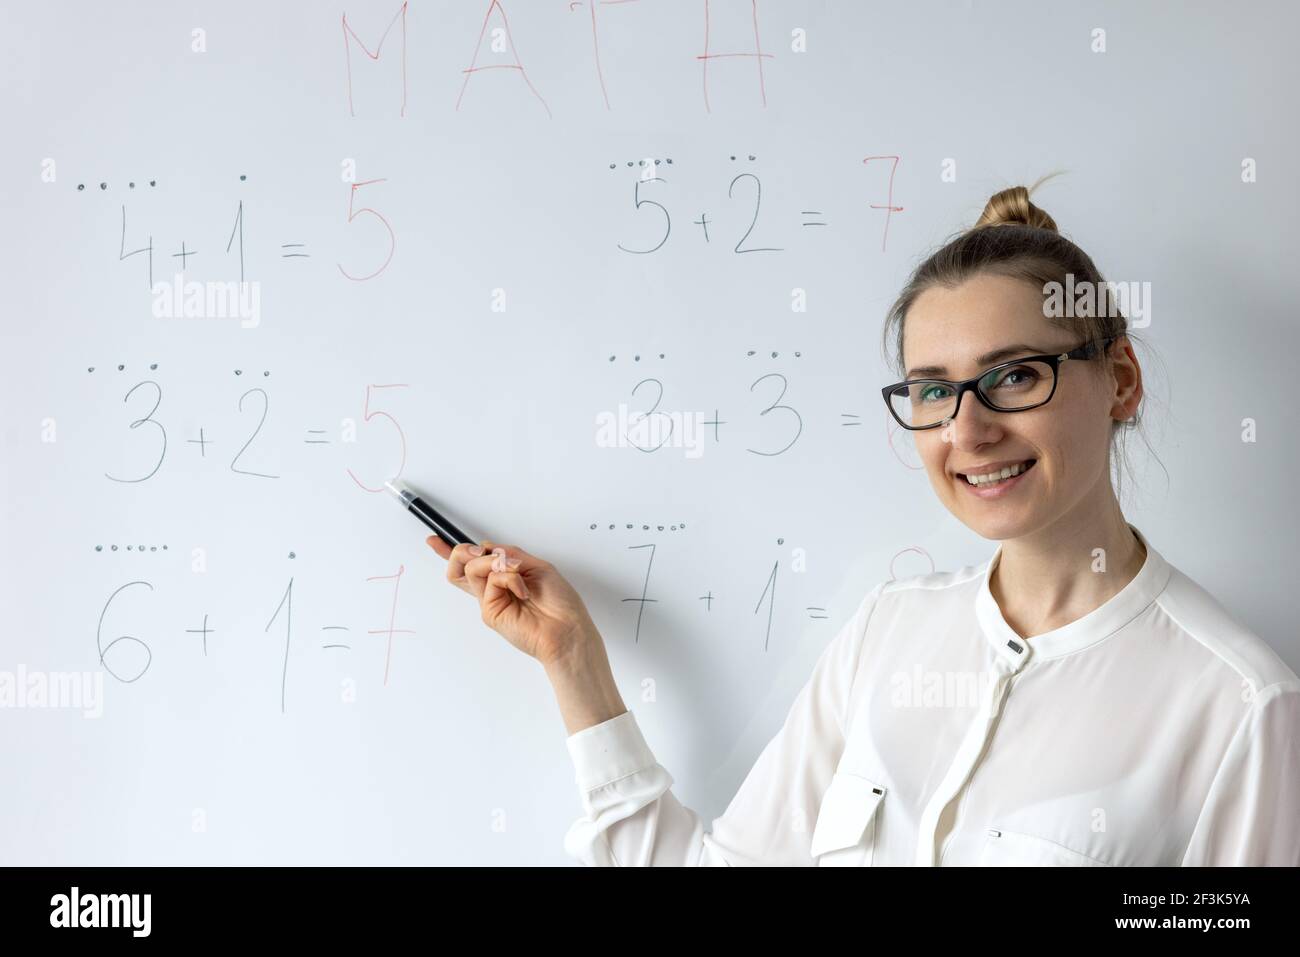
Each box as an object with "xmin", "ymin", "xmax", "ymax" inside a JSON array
[{"xmin": 972, "ymin": 184, "xmax": 1059, "ymax": 233}]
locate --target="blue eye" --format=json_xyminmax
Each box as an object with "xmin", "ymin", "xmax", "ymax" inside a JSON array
[{"xmin": 918, "ymin": 383, "xmax": 952, "ymax": 403}]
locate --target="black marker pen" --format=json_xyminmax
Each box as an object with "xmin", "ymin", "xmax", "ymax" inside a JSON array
[{"xmin": 384, "ymin": 480, "xmax": 478, "ymax": 548}]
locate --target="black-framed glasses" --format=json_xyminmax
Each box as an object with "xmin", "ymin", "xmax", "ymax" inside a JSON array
[{"xmin": 881, "ymin": 335, "xmax": 1120, "ymax": 431}]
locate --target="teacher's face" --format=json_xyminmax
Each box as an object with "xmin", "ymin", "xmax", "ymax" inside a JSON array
[{"xmin": 901, "ymin": 272, "xmax": 1121, "ymax": 542}]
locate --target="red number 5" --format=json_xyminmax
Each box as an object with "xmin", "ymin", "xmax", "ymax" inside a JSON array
[
  {"xmin": 347, "ymin": 383, "xmax": 408, "ymax": 492},
  {"xmin": 338, "ymin": 178, "xmax": 395, "ymax": 281}
]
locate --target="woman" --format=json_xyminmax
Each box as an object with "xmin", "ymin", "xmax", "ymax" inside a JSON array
[{"xmin": 426, "ymin": 183, "xmax": 1300, "ymax": 866}]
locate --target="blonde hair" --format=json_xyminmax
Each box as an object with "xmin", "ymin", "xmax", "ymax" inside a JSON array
[{"xmin": 880, "ymin": 174, "xmax": 1164, "ymax": 505}]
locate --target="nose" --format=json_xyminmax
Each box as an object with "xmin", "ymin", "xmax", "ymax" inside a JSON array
[{"xmin": 943, "ymin": 388, "xmax": 1003, "ymax": 451}]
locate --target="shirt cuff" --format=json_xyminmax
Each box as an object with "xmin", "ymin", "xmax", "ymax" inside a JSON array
[{"xmin": 565, "ymin": 710, "xmax": 659, "ymax": 791}]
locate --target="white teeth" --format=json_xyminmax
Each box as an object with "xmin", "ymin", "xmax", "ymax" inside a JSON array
[{"xmin": 964, "ymin": 461, "xmax": 1032, "ymax": 486}]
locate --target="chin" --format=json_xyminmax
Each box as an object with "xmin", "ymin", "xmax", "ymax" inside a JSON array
[
  {"xmin": 942, "ymin": 491, "xmax": 1039, "ymax": 541},
  {"xmin": 958, "ymin": 513, "xmax": 1035, "ymax": 542},
  {"xmin": 935, "ymin": 462, "xmax": 1051, "ymax": 542}
]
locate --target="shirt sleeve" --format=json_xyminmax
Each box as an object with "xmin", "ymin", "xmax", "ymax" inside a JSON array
[
  {"xmin": 1181, "ymin": 680, "xmax": 1300, "ymax": 866},
  {"xmin": 561, "ymin": 580, "xmax": 885, "ymax": 866}
]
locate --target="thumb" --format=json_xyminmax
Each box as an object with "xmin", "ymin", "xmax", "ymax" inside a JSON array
[{"xmin": 425, "ymin": 535, "xmax": 453, "ymax": 561}]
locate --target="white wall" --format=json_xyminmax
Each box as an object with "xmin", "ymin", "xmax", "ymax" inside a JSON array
[{"xmin": 1, "ymin": 0, "xmax": 1296, "ymax": 864}]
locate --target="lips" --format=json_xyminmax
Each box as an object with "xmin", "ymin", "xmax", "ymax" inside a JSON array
[{"xmin": 956, "ymin": 458, "xmax": 1037, "ymax": 482}]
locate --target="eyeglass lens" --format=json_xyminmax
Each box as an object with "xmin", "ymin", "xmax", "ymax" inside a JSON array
[{"xmin": 889, "ymin": 359, "xmax": 1057, "ymax": 428}]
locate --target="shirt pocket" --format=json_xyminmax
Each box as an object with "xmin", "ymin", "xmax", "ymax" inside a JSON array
[
  {"xmin": 980, "ymin": 826, "xmax": 1114, "ymax": 867},
  {"xmin": 809, "ymin": 772, "xmax": 887, "ymax": 866}
]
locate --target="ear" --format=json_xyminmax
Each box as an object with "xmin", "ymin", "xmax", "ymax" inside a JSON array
[{"xmin": 1107, "ymin": 335, "xmax": 1143, "ymax": 422}]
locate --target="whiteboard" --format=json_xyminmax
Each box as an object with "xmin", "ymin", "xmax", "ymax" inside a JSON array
[{"xmin": 3, "ymin": 0, "xmax": 1298, "ymax": 865}]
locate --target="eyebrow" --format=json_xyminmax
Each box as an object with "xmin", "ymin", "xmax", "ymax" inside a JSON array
[{"xmin": 905, "ymin": 343, "xmax": 1057, "ymax": 380}]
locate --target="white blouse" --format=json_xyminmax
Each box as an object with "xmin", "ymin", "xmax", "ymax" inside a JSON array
[{"xmin": 562, "ymin": 524, "xmax": 1300, "ymax": 866}]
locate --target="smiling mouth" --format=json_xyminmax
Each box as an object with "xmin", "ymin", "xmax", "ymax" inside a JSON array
[{"xmin": 957, "ymin": 459, "xmax": 1037, "ymax": 486}]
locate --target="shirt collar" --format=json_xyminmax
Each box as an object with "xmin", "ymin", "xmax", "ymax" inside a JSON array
[{"xmin": 975, "ymin": 522, "xmax": 1172, "ymax": 665}]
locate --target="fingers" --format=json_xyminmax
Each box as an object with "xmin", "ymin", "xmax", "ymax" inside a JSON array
[
  {"xmin": 462, "ymin": 546, "xmax": 521, "ymax": 598},
  {"xmin": 425, "ymin": 535, "xmax": 453, "ymax": 560},
  {"xmin": 484, "ymin": 568, "xmax": 530, "ymax": 609},
  {"xmin": 438, "ymin": 540, "xmax": 541, "ymax": 601},
  {"xmin": 443, "ymin": 541, "xmax": 488, "ymax": 590},
  {"xmin": 481, "ymin": 542, "xmax": 547, "ymax": 572},
  {"xmin": 490, "ymin": 548, "xmax": 524, "ymax": 574}
]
